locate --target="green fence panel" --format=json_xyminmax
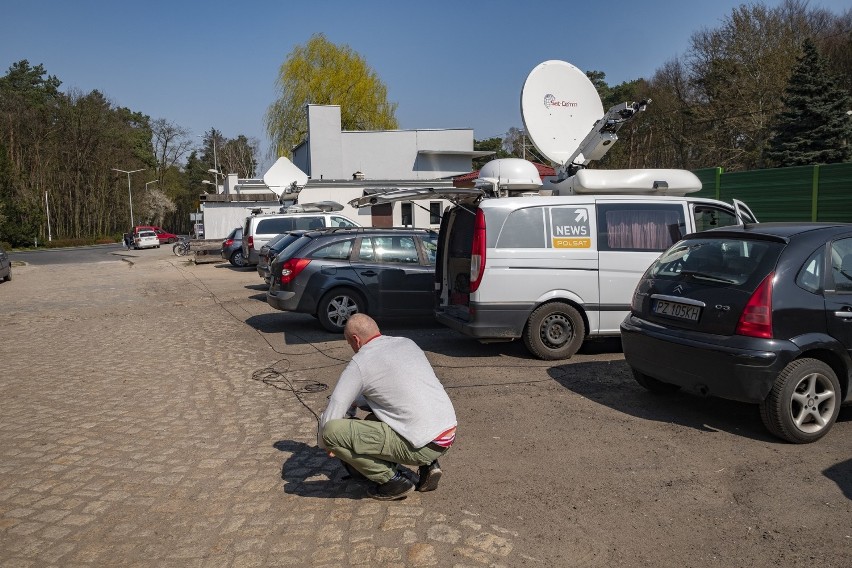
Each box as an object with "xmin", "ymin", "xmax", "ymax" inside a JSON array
[
  {"xmin": 690, "ymin": 163, "xmax": 852, "ymax": 223},
  {"xmin": 720, "ymin": 167, "xmax": 816, "ymax": 222},
  {"xmin": 815, "ymin": 163, "xmax": 852, "ymax": 223}
]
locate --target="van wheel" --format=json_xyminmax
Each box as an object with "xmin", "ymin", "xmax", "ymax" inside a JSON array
[
  {"xmin": 523, "ymin": 302, "xmax": 585, "ymax": 360},
  {"xmin": 759, "ymin": 358, "xmax": 840, "ymax": 443},
  {"xmin": 318, "ymin": 288, "xmax": 364, "ymax": 333},
  {"xmin": 632, "ymin": 368, "xmax": 680, "ymax": 393}
]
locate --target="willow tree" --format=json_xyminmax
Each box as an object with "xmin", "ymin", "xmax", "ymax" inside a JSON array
[{"xmin": 265, "ymin": 33, "xmax": 398, "ymax": 157}]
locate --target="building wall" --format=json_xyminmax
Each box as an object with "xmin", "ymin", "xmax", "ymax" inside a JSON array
[{"xmin": 295, "ymin": 104, "xmax": 476, "ymax": 181}]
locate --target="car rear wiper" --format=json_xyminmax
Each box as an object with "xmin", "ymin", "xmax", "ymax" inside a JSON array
[{"xmin": 679, "ymin": 270, "xmax": 736, "ymax": 284}]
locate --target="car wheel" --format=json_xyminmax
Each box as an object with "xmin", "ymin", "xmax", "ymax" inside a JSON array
[
  {"xmin": 317, "ymin": 288, "xmax": 365, "ymax": 333},
  {"xmin": 523, "ymin": 302, "xmax": 585, "ymax": 360},
  {"xmin": 759, "ymin": 358, "xmax": 841, "ymax": 443},
  {"xmin": 631, "ymin": 368, "xmax": 680, "ymax": 393},
  {"xmin": 230, "ymin": 250, "xmax": 246, "ymax": 267}
]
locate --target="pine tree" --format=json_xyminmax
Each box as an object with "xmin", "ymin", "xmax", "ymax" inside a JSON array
[{"xmin": 764, "ymin": 38, "xmax": 852, "ymax": 167}]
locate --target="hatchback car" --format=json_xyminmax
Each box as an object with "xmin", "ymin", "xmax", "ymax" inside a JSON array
[
  {"xmin": 0, "ymin": 245, "xmax": 11, "ymax": 282},
  {"xmin": 134, "ymin": 230, "xmax": 160, "ymax": 249},
  {"xmin": 266, "ymin": 228, "xmax": 439, "ymax": 332},
  {"xmin": 257, "ymin": 231, "xmax": 307, "ymax": 285},
  {"xmin": 621, "ymin": 222, "xmax": 852, "ymax": 443},
  {"xmin": 221, "ymin": 227, "xmax": 245, "ymax": 267},
  {"xmin": 134, "ymin": 225, "xmax": 178, "ymax": 244}
]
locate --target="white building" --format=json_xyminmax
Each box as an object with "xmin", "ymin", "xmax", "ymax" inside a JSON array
[{"xmin": 199, "ymin": 104, "xmax": 491, "ymax": 239}]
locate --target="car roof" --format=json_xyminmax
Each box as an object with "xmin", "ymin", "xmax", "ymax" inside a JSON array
[{"xmin": 695, "ymin": 222, "xmax": 852, "ymax": 241}]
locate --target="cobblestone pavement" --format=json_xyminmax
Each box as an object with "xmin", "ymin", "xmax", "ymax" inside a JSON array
[
  {"xmin": 2, "ymin": 248, "xmax": 850, "ymax": 567},
  {"xmin": 0, "ymin": 250, "xmax": 526, "ymax": 567}
]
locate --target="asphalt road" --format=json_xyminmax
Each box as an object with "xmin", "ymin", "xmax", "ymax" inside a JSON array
[{"xmin": 1, "ymin": 246, "xmax": 849, "ymax": 567}]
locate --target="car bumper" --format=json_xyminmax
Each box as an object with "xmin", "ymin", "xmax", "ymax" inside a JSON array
[
  {"xmin": 435, "ymin": 302, "xmax": 533, "ymax": 340},
  {"xmin": 620, "ymin": 314, "xmax": 799, "ymax": 403},
  {"xmin": 267, "ymin": 289, "xmax": 298, "ymax": 311}
]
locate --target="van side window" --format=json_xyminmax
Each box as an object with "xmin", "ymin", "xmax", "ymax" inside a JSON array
[
  {"xmin": 598, "ymin": 204, "xmax": 685, "ymax": 252},
  {"xmin": 496, "ymin": 207, "xmax": 546, "ymax": 248},
  {"xmin": 258, "ymin": 218, "xmax": 295, "ymax": 234},
  {"xmin": 693, "ymin": 205, "xmax": 738, "ymax": 231},
  {"xmin": 331, "ymin": 216, "xmax": 358, "ymax": 228},
  {"xmin": 294, "ymin": 216, "xmax": 323, "ymax": 230}
]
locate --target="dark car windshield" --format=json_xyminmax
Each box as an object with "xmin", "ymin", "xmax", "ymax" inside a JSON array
[{"xmin": 649, "ymin": 237, "xmax": 784, "ymax": 287}]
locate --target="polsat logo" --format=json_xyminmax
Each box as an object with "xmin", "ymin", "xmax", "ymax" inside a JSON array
[{"xmin": 543, "ymin": 94, "xmax": 578, "ymax": 109}]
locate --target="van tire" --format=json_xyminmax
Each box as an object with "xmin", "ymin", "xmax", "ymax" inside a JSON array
[
  {"xmin": 318, "ymin": 288, "xmax": 365, "ymax": 333},
  {"xmin": 523, "ymin": 302, "xmax": 585, "ymax": 360}
]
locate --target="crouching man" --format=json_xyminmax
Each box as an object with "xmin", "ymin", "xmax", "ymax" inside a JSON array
[{"xmin": 318, "ymin": 314, "xmax": 457, "ymax": 501}]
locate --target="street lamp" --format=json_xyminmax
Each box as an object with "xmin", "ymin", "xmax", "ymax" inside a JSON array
[
  {"xmin": 112, "ymin": 168, "xmax": 144, "ymax": 226},
  {"xmin": 197, "ymin": 132, "xmax": 219, "ymax": 177},
  {"xmin": 145, "ymin": 180, "xmax": 158, "ymax": 192}
]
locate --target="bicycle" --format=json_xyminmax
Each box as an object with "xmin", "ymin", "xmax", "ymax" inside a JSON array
[{"xmin": 172, "ymin": 238, "xmax": 191, "ymax": 257}]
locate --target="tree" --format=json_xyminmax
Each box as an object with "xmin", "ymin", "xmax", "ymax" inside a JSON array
[
  {"xmin": 764, "ymin": 38, "xmax": 852, "ymax": 166},
  {"xmin": 265, "ymin": 33, "xmax": 398, "ymax": 158},
  {"xmin": 473, "ymin": 137, "xmax": 513, "ymax": 170},
  {"xmin": 219, "ymin": 134, "xmax": 259, "ymax": 178}
]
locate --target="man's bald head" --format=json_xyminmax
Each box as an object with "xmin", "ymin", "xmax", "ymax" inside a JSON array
[{"xmin": 344, "ymin": 314, "xmax": 381, "ymax": 352}]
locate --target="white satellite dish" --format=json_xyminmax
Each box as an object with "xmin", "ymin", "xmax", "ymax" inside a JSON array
[
  {"xmin": 263, "ymin": 157, "xmax": 309, "ymax": 197},
  {"xmin": 521, "ymin": 60, "xmax": 603, "ymax": 167}
]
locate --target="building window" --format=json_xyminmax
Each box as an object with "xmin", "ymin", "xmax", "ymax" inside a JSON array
[
  {"xmin": 401, "ymin": 203, "xmax": 412, "ymax": 226},
  {"xmin": 429, "ymin": 202, "xmax": 442, "ymax": 225}
]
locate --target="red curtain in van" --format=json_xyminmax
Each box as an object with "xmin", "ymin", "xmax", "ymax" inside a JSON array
[{"xmin": 604, "ymin": 210, "xmax": 682, "ymax": 251}]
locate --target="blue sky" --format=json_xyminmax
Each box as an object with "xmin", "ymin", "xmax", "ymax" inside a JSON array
[{"xmin": 3, "ymin": 0, "xmax": 849, "ymax": 171}]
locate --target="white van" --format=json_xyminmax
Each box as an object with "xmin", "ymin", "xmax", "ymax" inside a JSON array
[
  {"xmin": 242, "ymin": 210, "xmax": 359, "ymax": 266},
  {"xmin": 351, "ymin": 178, "xmax": 757, "ymax": 360}
]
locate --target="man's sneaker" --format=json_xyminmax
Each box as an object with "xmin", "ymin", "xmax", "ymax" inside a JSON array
[
  {"xmin": 415, "ymin": 460, "xmax": 442, "ymax": 492},
  {"xmin": 367, "ymin": 472, "xmax": 414, "ymax": 501}
]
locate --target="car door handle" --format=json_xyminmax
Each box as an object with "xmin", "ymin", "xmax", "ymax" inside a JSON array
[
  {"xmin": 834, "ymin": 310, "xmax": 852, "ymax": 319},
  {"xmin": 359, "ymin": 270, "xmax": 378, "ymax": 277}
]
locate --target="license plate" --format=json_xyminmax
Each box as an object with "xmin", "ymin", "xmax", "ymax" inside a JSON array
[{"xmin": 653, "ymin": 299, "xmax": 701, "ymax": 321}]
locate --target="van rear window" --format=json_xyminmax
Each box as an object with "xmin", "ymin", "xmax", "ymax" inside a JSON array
[{"xmin": 598, "ymin": 204, "xmax": 686, "ymax": 252}]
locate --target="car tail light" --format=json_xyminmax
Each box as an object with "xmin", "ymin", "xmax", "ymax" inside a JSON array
[
  {"xmin": 247, "ymin": 235, "xmax": 254, "ymax": 250},
  {"xmin": 223, "ymin": 238, "xmax": 234, "ymax": 247},
  {"xmin": 736, "ymin": 272, "xmax": 773, "ymax": 338},
  {"xmin": 278, "ymin": 258, "xmax": 311, "ymax": 285},
  {"xmin": 469, "ymin": 209, "xmax": 486, "ymax": 293}
]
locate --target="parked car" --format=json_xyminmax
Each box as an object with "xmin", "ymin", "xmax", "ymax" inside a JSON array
[
  {"xmin": 133, "ymin": 230, "xmax": 160, "ymax": 249},
  {"xmin": 221, "ymin": 227, "xmax": 245, "ymax": 267},
  {"xmin": 257, "ymin": 231, "xmax": 308, "ymax": 285},
  {"xmin": 350, "ymin": 185, "xmax": 756, "ymax": 360},
  {"xmin": 0, "ymin": 245, "xmax": 11, "ymax": 282},
  {"xmin": 621, "ymin": 222, "xmax": 852, "ymax": 443},
  {"xmin": 267, "ymin": 227, "xmax": 439, "ymax": 332},
  {"xmin": 134, "ymin": 225, "xmax": 178, "ymax": 244},
  {"xmin": 242, "ymin": 211, "xmax": 359, "ymax": 266}
]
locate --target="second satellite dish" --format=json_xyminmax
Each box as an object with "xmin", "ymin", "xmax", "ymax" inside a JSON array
[{"xmin": 520, "ymin": 60, "xmax": 603, "ymax": 167}]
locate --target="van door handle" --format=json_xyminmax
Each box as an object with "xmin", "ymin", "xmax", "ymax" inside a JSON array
[
  {"xmin": 359, "ymin": 270, "xmax": 378, "ymax": 277},
  {"xmin": 834, "ymin": 309, "xmax": 852, "ymax": 319}
]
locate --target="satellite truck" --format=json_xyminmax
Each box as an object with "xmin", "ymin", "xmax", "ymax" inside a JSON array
[{"xmin": 350, "ymin": 60, "xmax": 757, "ymax": 360}]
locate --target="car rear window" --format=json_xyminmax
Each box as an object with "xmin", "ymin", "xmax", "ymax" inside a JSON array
[{"xmin": 649, "ymin": 237, "xmax": 783, "ymax": 287}]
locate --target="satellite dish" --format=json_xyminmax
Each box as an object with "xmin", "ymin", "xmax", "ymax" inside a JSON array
[
  {"xmin": 520, "ymin": 60, "xmax": 603, "ymax": 167},
  {"xmin": 263, "ymin": 157, "xmax": 309, "ymax": 197}
]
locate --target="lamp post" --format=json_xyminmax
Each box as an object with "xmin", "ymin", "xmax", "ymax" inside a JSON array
[
  {"xmin": 112, "ymin": 168, "xmax": 144, "ymax": 226},
  {"xmin": 145, "ymin": 179, "xmax": 158, "ymax": 192},
  {"xmin": 198, "ymin": 132, "xmax": 219, "ymax": 177}
]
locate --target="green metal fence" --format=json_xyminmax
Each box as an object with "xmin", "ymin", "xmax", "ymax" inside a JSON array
[{"xmin": 693, "ymin": 163, "xmax": 852, "ymax": 223}]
